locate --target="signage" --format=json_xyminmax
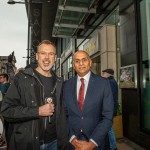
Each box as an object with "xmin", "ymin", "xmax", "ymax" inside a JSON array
[
  {"xmin": 83, "ymin": 33, "xmax": 99, "ymax": 56},
  {"xmin": 31, "ymin": 4, "xmax": 42, "ymax": 63}
]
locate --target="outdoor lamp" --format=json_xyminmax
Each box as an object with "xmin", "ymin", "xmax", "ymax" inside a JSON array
[{"xmin": 7, "ymin": 0, "xmax": 25, "ymax": 4}]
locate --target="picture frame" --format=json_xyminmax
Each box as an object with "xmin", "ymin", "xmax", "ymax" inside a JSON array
[{"xmin": 120, "ymin": 64, "xmax": 137, "ymax": 88}]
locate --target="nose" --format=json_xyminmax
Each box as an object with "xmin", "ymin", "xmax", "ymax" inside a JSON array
[
  {"xmin": 79, "ymin": 60, "xmax": 84, "ymax": 65},
  {"xmin": 45, "ymin": 53, "xmax": 50, "ymax": 58}
]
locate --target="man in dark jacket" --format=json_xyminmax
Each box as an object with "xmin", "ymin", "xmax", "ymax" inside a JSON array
[
  {"xmin": 1, "ymin": 40, "xmax": 68, "ymax": 150},
  {"xmin": 102, "ymin": 69, "xmax": 118, "ymax": 150}
]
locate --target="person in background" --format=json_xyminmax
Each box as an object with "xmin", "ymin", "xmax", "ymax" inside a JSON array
[
  {"xmin": 101, "ymin": 69, "xmax": 118, "ymax": 150},
  {"xmin": 0, "ymin": 74, "xmax": 10, "ymax": 98},
  {"xmin": 63, "ymin": 50, "xmax": 114, "ymax": 150},
  {"xmin": 1, "ymin": 40, "xmax": 68, "ymax": 150},
  {"xmin": 0, "ymin": 74, "xmax": 10, "ymax": 148}
]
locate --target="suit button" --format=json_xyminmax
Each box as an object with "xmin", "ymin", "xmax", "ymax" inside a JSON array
[{"xmin": 81, "ymin": 117, "xmax": 84, "ymax": 119}]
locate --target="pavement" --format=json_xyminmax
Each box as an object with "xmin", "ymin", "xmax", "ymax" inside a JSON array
[{"xmin": 117, "ymin": 138, "xmax": 146, "ymax": 150}]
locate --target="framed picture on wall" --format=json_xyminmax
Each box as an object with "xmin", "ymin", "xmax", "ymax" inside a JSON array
[{"xmin": 120, "ymin": 64, "xmax": 137, "ymax": 88}]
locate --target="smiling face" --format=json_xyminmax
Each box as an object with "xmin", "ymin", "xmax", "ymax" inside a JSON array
[
  {"xmin": 36, "ymin": 43, "xmax": 56, "ymax": 76},
  {"xmin": 73, "ymin": 51, "xmax": 92, "ymax": 77}
]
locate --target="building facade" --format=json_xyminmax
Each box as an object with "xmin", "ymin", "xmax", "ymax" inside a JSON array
[
  {"xmin": 28, "ymin": 0, "xmax": 150, "ymax": 149},
  {"xmin": 0, "ymin": 52, "xmax": 16, "ymax": 83},
  {"xmin": 55, "ymin": 0, "xmax": 150, "ymax": 149}
]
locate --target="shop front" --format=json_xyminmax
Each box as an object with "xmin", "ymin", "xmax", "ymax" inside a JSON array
[{"xmin": 61, "ymin": 40, "xmax": 75, "ymax": 80}]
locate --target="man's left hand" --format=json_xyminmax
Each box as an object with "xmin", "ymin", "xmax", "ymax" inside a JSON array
[{"xmin": 75, "ymin": 140, "xmax": 96, "ymax": 150}]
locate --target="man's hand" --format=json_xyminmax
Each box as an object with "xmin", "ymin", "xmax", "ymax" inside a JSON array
[
  {"xmin": 71, "ymin": 137, "xmax": 96, "ymax": 150},
  {"xmin": 39, "ymin": 103, "xmax": 54, "ymax": 116},
  {"xmin": 71, "ymin": 138, "xmax": 82, "ymax": 150}
]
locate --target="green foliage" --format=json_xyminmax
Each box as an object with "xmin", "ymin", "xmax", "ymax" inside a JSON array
[{"xmin": 116, "ymin": 103, "xmax": 122, "ymax": 115}]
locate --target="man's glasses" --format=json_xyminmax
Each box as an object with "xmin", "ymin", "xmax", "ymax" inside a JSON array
[
  {"xmin": 73, "ymin": 58, "xmax": 89, "ymax": 64},
  {"xmin": 38, "ymin": 51, "xmax": 56, "ymax": 57}
]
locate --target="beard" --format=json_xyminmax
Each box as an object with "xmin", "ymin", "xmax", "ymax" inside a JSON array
[{"xmin": 38, "ymin": 62, "xmax": 53, "ymax": 72}]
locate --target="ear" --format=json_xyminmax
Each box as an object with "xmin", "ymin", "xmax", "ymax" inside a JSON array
[
  {"xmin": 54, "ymin": 55, "xmax": 57, "ymax": 62},
  {"xmin": 89, "ymin": 59, "xmax": 92, "ymax": 67},
  {"xmin": 72, "ymin": 61, "xmax": 76, "ymax": 69},
  {"xmin": 36, "ymin": 52, "xmax": 38, "ymax": 61},
  {"xmin": 73, "ymin": 64, "xmax": 75, "ymax": 70}
]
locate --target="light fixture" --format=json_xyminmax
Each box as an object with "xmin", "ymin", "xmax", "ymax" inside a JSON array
[
  {"xmin": 7, "ymin": 0, "xmax": 25, "ymax": 4},
  {"xmin": 8, "ymin": 0, "xmax": 51, "ymax": 65},
  {"xmin": 8, "ymin": 0, "xmax": 51, "ymax": 4},
  {"xmin": 8, "ymin": 0, "xmax": 30, "ymax": 65}
]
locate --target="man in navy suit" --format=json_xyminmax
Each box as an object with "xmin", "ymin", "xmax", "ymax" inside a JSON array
[{"xmin": 63, "ymin": 51, "xmax": 114, "ymax": 150}]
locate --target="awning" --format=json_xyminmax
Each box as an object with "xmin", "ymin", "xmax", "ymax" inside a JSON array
[{"xmin": 52, "ymin": 0, "xmax": 118, "ymax": 39}]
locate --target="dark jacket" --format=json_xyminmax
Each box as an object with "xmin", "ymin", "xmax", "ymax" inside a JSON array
[
  {"xmin": 107, "ymin": 76, "xmax": 118, "ymax": 116},
  {"xmin": 1, "ymin": 64, "xmax": 68, "ymax": 150}
]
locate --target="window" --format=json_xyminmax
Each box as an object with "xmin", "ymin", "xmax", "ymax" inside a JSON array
[{"xmin": 140, "ymin": 0, "xmax": 150, "ymax": 131}]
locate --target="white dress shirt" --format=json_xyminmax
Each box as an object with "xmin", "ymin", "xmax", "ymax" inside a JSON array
[{"xmin": 77, "ymin": 71, "xmax": 91, "ymax": 100}]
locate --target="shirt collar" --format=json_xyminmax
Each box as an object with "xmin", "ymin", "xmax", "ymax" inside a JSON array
[{"xmin": 77, "ymin": 71, "xmax": 91, "ymax": 83}]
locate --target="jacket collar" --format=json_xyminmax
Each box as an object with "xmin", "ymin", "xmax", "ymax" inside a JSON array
[{"xmin": 23, "ymin": 63, "xmax": 60, "ymax": 81}]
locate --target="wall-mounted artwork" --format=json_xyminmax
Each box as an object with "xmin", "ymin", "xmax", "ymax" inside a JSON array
[{"xmin": 120, "ymin": 64, "xmax": 137, "ymax": 88}]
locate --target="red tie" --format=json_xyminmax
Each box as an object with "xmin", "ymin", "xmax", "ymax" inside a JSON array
[{"xmin": 78, "ymin": 78, "xmax": 85, "ymax": 111}]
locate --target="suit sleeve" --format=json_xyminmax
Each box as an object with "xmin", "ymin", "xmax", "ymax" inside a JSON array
[
  {"xmin": 62, "ymin": 82, "xmax": 75, "ymax": 140},
  {"xmin": 90, "ymin": 79, "xmax": 114, "ymax": 146}
]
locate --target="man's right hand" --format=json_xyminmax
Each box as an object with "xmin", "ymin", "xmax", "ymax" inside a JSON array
[
  {"xmin": 39, "ymin": 103, "xmax": 54, "ymax": 116},
  {"xmin": 71, "ymin": 138, "xmax": 96, "ymax": 150},
  {"xmin": 71, "ymin": 137, "xmax": 82, "ymax": 150}
]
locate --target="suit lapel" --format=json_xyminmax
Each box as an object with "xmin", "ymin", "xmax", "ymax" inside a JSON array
[{"xmin": 71, "ymin": 76, "xmax": 81, "ymax": 113}]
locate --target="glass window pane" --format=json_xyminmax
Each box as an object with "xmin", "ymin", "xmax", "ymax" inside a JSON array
[{"xmin": 140, "ymin": 0, "xmax": 150, "ymax": 131}]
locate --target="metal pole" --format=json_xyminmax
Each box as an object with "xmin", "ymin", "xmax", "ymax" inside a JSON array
[{"xmin": 27, "ymin": 0, "xmax": 31, "ymax": 65}]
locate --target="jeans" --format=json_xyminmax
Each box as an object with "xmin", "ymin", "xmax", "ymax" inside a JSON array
[
  {"xmin": 108, "ymin": 127, "xmax": 117, "ymax": 149},
  {"xmin": 40, "ymin": 140, "xmax": 57, "ymax": 150}
]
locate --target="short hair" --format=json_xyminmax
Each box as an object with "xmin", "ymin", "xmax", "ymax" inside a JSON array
[
  {"xmin": 72, "ymin": 50, "xmax": 90, "ymax": 61},
  {"xmin": 0, "ymin": 73, "xmax": 9, "ymax": 81},
  {"xmin": 102, "ymin": 69, "xmax": 114, "ymax": 76},
  {"xmin": 37, "ymin": 40, "xmax": 56, "ymax": 52}
]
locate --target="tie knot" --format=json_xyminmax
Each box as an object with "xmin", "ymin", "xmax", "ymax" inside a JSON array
[{"xmin": 80, "ymin": 78, "xmax": 84, "ymax": 83}]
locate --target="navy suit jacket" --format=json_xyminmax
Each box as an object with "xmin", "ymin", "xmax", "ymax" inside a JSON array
[{"xmin": 63, "ymin": 72, "xmax": 114, "ymax": 149}]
